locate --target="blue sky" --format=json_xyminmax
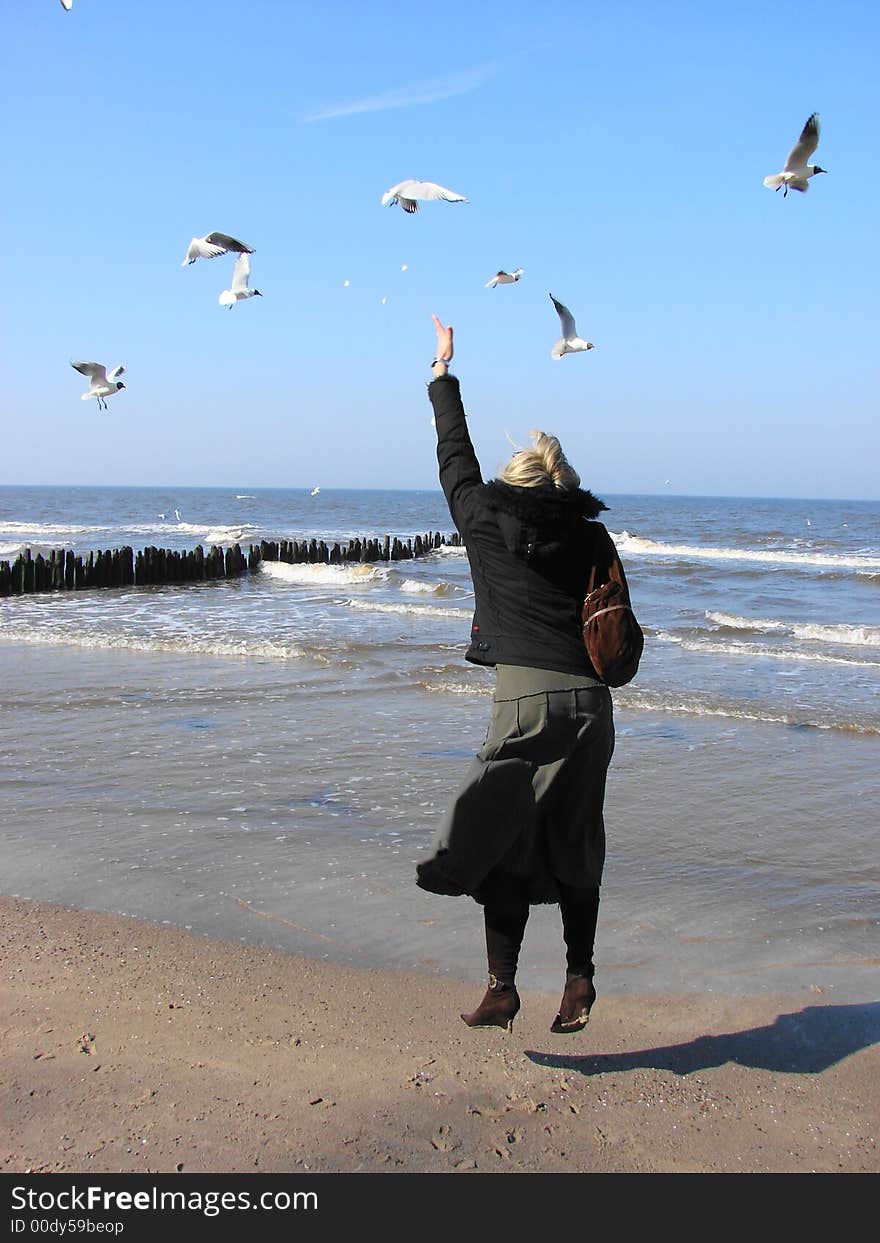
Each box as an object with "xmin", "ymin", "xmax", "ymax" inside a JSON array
[{"xmin": 3, "ymin": 0, "xmax": 878, "ymax": 498}]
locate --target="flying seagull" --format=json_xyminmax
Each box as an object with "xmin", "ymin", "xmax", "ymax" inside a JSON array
[
  {"xmin": 70, "ymin": 361, "xmax": 125, "ymax": 411},
  {"xmin": 219, "ymin": 252, "xmax": 262, "ymax": 308},
  {"xmin": 485, "ymin": 268, "xmax": 524, "ymax": 289},
  {"xmin": 182, "ymin": 232, "xmax": 254, "ymax": 266},
  {"xmin": 381, "ymin": 180, "xmax": 467, "ymax": 213},
  {"xmin": 764, "ymin": 113, "xmax": 826, "ymax": 196},
  {"xmin": 549, "ymin": 294, "xmax": 594, "ymax": 359}
]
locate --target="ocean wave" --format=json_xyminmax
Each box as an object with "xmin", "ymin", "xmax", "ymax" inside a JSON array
[
  {"xmin": 201, "ymin": 525, "xmax": 257, "ymax": 545},
  {"xmin": 706, "ymin": 611, "xmax": 880, "ymax": 648},
  {"xmin": 430, "ymin": 544, "xmax": 467, "ymax": 558},
  {"xmin": 417, "ymin": 669, "xmax": 492, "ymax": 694},
  {"xmin": 656, "ymin": 631, "xmax": 880, "ymax": 669},
  {"xmin": 345, "ymin": 599, "xmax": 470, "ymax": 620},
  {"xmin": 398, "ymin": 578, "xmax": 458, "ymax": 596},
  {"xmin": 614, "ymin": 689, "xmax": 880, "ymax": 736},
  {"xmin": 235, "ymin": 495, "xmax": 256, "ymax": 500},
  {"xmin": 0, "ymin": 521, "xmax": 115, "ymax": 539},
  {"xmin": 609, "ymin": 530, "xmax": 880, "ymax": 573},
  {"xmin": 260, "ymin": 561, "xmax": 389, "ymax": 586},
  {"xmin": 0, "ymin": 626, "xmax": 321, "ymax": 663}
]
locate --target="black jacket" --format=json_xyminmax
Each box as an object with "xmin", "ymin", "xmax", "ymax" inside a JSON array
[{"xmin": 430, "ymin": 373, "xmax": 628, "ymax": 677}]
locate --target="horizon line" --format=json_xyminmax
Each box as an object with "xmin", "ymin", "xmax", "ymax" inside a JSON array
[{"xmin": 1, "ymin": 484, "xmax": 877, "ymax": 506}]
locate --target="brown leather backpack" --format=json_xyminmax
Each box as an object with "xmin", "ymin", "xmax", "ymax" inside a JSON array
[{"xmin": 582, "ymin": 553, "xmax": 644, "ymax": 687}]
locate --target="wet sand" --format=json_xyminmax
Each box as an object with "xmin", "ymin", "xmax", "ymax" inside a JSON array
[{"xmin": 2, "ymin": 896, "xmax": 877, "ymax": 1174}]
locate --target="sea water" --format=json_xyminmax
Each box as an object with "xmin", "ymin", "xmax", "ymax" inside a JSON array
[{"xmin": 1, "ymin": 486, "xmax": 877, "ymax": 999}]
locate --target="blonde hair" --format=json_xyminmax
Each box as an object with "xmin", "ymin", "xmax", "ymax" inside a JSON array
[{"xmin": 498, "ymin": 429, "xmax": 580, "ymax": 491}]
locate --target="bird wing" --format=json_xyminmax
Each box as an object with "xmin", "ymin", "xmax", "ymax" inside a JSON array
[
  {"xmin": 205, "ymin": 232, "xmax": 254, "ymax": 255},
  {"xmin": 407, "ymin": 180, "xmax": 467, "ymax": 203},
  {"xmin": 71, "ymin": 361, "xmax": 107, "ymax": 384},
  {"xmin": 549, "ymin": 294, "xmax": 577, "ymax": 339},
  {"xmin": 230, "ymin": 252, "xmax": 251, "ymax": 293},
  {"xmin": 784, "ymin": 113, "xmax": 820, "ymax": 170},
  {"xmin": 106, "ymin": 364, "xmax": 126, "ymax": 381},
  {"xmin": 485, "ymin": 272, "xmax": 503, "ymax": 288},
  {"xmin": 183, "ymin": 236, "xmax": 225, "ymax": 265}
]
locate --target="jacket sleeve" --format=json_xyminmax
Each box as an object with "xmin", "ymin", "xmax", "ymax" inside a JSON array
[{"xmin": 429, "ymin": 374, "xmax": 484, "ymax": 535}]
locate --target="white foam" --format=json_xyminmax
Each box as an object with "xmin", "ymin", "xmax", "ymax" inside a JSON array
[
  {"xmin": 0, "ymin": 626, "xmax": 318, "ymax": 663},
  {"xmin": 235, "ymin": 495, "xmax": 256, "ymax": 500},
  {"xmin": 609, "ymin": 530, "xmax": 880, "ymax": 572},
  {"xmin": 706, "ymin": 611, "xmax": 880, "ymax": 648},
  {"xmin": 398, "ymin": 578, "xmax": 457, "ymax": 596},
  {"xmin": 0, "ymin": 521, "xmax": 114, "ymax": 539},
  {"xmin": 345, "ymin": 599, "xmax": 469, "ymax": 620},
  {"xmin": 260, "ymin": 561, "xmax": 389, "ymax": 586},
  {"xmin": 201, "ymin": 526, "xmax": 255, "ymax": 545},
  {"xmin": 656, "ymin": 631, "xmax": 880, "ymax": 669},
  {"xmin": 616, "ymin": 689, "xmax": 880, "ymax": 736},
  {"xmin": 431, "ymin": 544, "xmax": 467, "ymax": 558}
]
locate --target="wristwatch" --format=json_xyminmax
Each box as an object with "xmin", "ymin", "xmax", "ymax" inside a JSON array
[{"xmin": 431, "ymin": 358, "xmax": 449, "ymax": 367}]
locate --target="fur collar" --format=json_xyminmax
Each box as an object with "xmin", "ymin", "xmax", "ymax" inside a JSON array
[{"xmin": 484, "ymin": 480, "xmax": 608, "ymax": 524}]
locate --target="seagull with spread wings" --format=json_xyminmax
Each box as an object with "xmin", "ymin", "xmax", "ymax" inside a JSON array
[
  {"xmin": 218, "ymin": 253, "xmax": 262, "ymax": 308},
  {"xmin": 485, "ymin": 268, "xmax": 524, "ymax": 289},
  {"xmin": 764, "ymin": 114, "xmax": 826, "ymax": 197},
  {"xmin": 381, "ymin": 180, "xmax": 467, "ymax": 213},
  {"xmin": 182, "ymin": 232, "xmax": 255, "ymax": 266},
  {"xmin": 549, "ymin": 295, "xmax": 594, "ymax": 359},
  {"xmin": 70, "ymin": 361, "xmax": 126, "ymax": 411}
]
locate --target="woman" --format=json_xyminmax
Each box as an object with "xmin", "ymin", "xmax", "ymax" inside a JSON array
[{"xmin": 417, "ymin": 315, "xmax": 634, "ymax": 1035}]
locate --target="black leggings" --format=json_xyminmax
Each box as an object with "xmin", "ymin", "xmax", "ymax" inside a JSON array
[{"xmin": 481, "ymin": 873, "xmax": 600, "ymax": 986}]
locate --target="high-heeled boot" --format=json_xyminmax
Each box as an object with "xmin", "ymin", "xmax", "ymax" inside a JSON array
[
  {"xmin": 550, "ymin": 972, "xmax": 596, "ymax": 1033},
  {"xmin": 460, "ymin": 975, "xmax": 520, "ymax": 1033}
]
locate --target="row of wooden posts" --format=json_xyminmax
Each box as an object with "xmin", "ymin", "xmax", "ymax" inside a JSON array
[{"xmin": 0, "ymin": 532, "xmax": 463, "ymax": 597}]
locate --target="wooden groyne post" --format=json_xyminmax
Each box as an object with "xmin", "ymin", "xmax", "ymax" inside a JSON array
[{"xmin": 0, "ymin": 531, "xmax": 463, "ymax": 598}]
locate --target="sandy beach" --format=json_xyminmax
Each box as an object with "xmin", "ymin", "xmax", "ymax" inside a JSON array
[{"xmin": 2, "ymin": 895, "xmax": 876, "ymax": 1175}]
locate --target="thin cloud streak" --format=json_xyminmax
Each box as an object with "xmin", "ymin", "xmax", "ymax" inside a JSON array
[{"xmin": 302, "ymin": 60, "xmax": 505, "ymax": 123}]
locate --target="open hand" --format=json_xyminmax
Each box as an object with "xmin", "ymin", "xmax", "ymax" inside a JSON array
[{"xmin": 432, "ymin": 315, "xmax": 454, "ymax": 363}]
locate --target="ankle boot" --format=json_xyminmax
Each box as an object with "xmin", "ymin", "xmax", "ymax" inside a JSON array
[
  {"xmin": 550, "ymin": 972, "xmax": 596, "ymax": 1033},
  {"xmin": 460, "ymin": 975, "xmax": 520, "ymax": 1033}
]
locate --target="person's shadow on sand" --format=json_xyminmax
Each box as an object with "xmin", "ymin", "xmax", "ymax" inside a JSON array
[{"xmin": 526, "ymin": 1002, "xmax": 880, "ymax": 1076}]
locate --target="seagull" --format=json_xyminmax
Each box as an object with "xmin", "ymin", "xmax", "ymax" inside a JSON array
[
  {"xmin": 181, "ymin": 232, "xmax": 254, "ymax": 266},
  {"xmin": 70, "ymin": 361, "xmax": 125, "ymax": 411},
  {"xmin": 549, "ymin": 294, "xmax": 594, "ymax": 359},
  {"xmin": 764, "ymin": 113, "xmax": 826, "ymax": 196},
  {"xmin": 485, "ymin": 268, "xmax": 524, "ymax": 289},
  {"xmin": 381, "ymin": 180, "xmax": 467, "ymax": 213},
  {"xmin": 219, "ymin": 253, "xmax": 262, "ymax": 308},
  {"xmin": 174, "ymin": 508, "xmax": 182, "ymax": 522}
]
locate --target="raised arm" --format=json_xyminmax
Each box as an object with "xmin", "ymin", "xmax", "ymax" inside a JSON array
[{"xmin": 428, "ymin": 315, "xmax": 483, "ymax": 534}]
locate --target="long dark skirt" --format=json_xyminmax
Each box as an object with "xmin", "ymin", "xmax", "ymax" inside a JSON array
[{"xmin": 417, "ymin": 678, "xmax": 615, "ymax": 905}]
